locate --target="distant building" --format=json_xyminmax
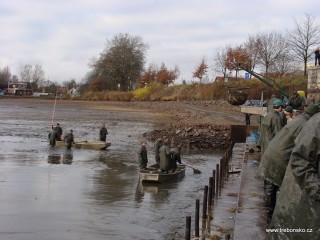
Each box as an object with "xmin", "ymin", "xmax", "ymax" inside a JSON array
[{"xmin": 6, "ymin": 82, "xmax": 33, "ymax": 95}]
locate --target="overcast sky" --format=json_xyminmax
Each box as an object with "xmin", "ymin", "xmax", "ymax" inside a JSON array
[{"xmin": 1, "ymin": 0, "xmax": 319, "ymax": 84}]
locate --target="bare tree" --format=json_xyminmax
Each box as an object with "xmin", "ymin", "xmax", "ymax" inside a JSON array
[
  {"xmin": 244, "ymin": 36, "xmax": 260, "ymax": 75},
  {"xmin": 32, "ymin": 64, "xmax": 45, "ymax": 88},
  {"xmin": 269, "ymin": 52, "xmax": 297, "ymax": 76},
  {"xmin": 192, "ymin": 57, "xmax": 208, "ymax": 84},
  {"xmin": 254, "ymin": 31, "xmax": 288, "ymax": 75},
  {"xmin": 19, "ymin": 64, "xmax": 45, "ymax": 91},
  {"xmin": 287, "ymin": 13, "xmax": 320, "ymax": 76},
  {"xmin": 19, "ymin": 64, "xmax": 33, "ymax": 82},
  {"xmin": 213, "ymin": 47, "xmax": 229, "ymax": 78}
]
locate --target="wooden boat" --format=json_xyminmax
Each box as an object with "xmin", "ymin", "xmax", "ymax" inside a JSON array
[
  {"xmin": 139, "ymin": 164, "xmax": 186, "ymax": 183},
  {"xmin": 54, "ymin": 140, "xmax": 111, "ymax": 150}
]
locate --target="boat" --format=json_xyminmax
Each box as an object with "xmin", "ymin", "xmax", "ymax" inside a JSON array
[
  {"xmin": 54, "ymin": 140, "xmax": 111, "ymax": 150},
  {"xmin": 139, "ymin": 163, "xmax": 186, "ymax": 184}
]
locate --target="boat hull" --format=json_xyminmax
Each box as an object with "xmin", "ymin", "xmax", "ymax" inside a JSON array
[
  {"xmin": 139, "ymin": 164, "xmax": 186, "ymax": 183},
  {"xmin": 54, "ymin": 141, "xmax": 111, "ymax": 150}
]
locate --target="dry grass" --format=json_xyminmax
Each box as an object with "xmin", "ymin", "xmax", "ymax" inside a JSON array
[{"xmin": 79, "ymin": 73, "xmax": 307, "ymax": 102}]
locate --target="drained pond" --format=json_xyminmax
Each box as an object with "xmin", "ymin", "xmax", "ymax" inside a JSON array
[{"xmin": 0, "ymin": 99, "xmax": 223, "ymax": 240}]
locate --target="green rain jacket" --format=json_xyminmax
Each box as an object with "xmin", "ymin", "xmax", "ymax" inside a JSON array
[
  {"xmin": 154, "ymin": 140, "xmax": 162, "ymax": 164},
  {"xmin": 256, "ymin": 114, "xmax": 310, "ymax": 187},
  {"xmin": 159, "ymin": 144, "xmax": 171, "ymax": 171},
  {"xmin": 137, "ymin": 145, "xmax": 148, "ymax": 169},
  {"xmin": 259, "ymin": 109, "xmax": 283, "ymax": 154},
  {"xmin": 268, "ymin": 113, "xmax": 320, "ymax": 240}
]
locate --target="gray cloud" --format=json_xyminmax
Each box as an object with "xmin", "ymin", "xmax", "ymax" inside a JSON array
[{"xmin": 0, "ymin": 0, "xmax": 319, "ymax": 83}]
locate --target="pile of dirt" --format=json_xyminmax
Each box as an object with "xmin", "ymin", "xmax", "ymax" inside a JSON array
[
  {"xmin": 143, "ymin": 123, "xmax": 231, "ymax": 150},
  {"xmin": 124, "ymin": 100, "xmax": 244, "ymax": 150}
]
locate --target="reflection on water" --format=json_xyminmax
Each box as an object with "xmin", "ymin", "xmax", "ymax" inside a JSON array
[
  {"xmin": 0, "ymin": 100, "xmax": 224, "ymax": 240},
  {"xmin": 47, "ymin": 151, "xmax": 73, "ymax": 165}
]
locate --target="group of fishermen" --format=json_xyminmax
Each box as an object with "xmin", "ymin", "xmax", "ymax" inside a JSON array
[
  {"xmin": 256, "ymin": 90, "xmax": 320, "ymax": 240},
  {"xmin": 49, "ymin": 123, "xmax": 109, "ymax": 150},
  {"xmin": 138, "ymin": 137, "xmax": 181, "ymax": 173},
  {"xmin": 48, "ymin": 123, "xmax": 74, "ymax": 149}
]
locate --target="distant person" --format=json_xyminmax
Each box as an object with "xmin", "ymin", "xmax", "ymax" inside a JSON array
[
  {"xmin": 159, "ymin": 139, "xmax": 171, "ymax": 173},
  {"xmin": 48, "ymin": 125, "xmax": 59, "ymax": 147},
  {"xmin": 154, "ymin": 137, "xmax": 163, "ymax": 165},
  {"xmin": 99, "ymin": 124, "xmax": 108, "ymax": 142},
  {"xmin": 137, "ymin": 141, "xmax": 148, "ymax": 170},
  {"xmin": 315, "ymin": 46, "xmax": 320, "ymax": 66},
  {"xmin": 64, "ymin": 129, "xmax": 75, "ymax": 150},
  {"xmin": 287, "ymin": 90, "xmax": 305, "ymax": 110},
  {"xmin": 55, "ymin": 123, "xmax": 63, "ymax": 141}
]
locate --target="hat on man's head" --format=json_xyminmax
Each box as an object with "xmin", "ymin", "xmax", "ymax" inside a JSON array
[
  {"xmin": 284, "ymin": 106, "xmax": 293, "ymax": 113},
  {"xmin": 273, "ymin": 99, "xmax": 283, "ymax": 107},
  {"xmin": 305, "ymin": 104, "xmax": 320, "ymax": 116}
]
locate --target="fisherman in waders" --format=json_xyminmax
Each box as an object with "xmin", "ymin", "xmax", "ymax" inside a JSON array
[
  {"xmin": 55, "ymin": 123, "xmax": 63, "ymax": 141},
  {"xmin": 154, "ymin": 137, "xmax": 163, "ymax": 165},
  {"xmin": 169, "ymin": 147, "xmax": 182, "ymax": 172},
  {"xmin": 137, "ymin": 141, "xmax": 148, "ymax": 170},
  {"xmin": 99, "ymin": 124, "xmax": 108, "ymax": 142},
  {"xmin": 49, "ymin": 125, "xmax": 59, "ymax": 147},
  {"xmin": 159, "ymin": 139, "xmax": 171, "ymax": 173},
  {"xmin": 64, "ymin": 129, "xmax": 75, "ymax": 150},
  {"xmin": 256, "ymin": 99, "xmax": 283, "ymax": 223}
]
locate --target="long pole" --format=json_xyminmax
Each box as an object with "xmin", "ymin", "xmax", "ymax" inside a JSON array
[{"xmin": 51, "ymin": 88, "xmax": 58, "ymax": 128}]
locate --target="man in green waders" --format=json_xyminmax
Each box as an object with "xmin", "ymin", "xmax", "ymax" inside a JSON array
[
  {"xmin": 137, "ymin": 141, "xmax": 148, "ymax": 170},
  {"xmin": 64, "ymin": 129, "xmax": 75, "ymax": 150}
]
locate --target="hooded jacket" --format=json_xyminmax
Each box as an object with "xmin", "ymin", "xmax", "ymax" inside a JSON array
[
  {"xmin": 257, "ymin": 114, "xmax": 310, "ymax": 187},
  {"xmin": 268, "ymin": 113, "xmax": 320, "ymax": 240}
]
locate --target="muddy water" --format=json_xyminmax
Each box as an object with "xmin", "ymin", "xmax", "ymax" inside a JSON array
[{"xmin": 0, "ymin": 99, "xmax": 222, "ymax": 240}]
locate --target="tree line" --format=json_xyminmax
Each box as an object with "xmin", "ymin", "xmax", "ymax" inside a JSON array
[{"xmin": 1, "ymin": 13, "xmax": 319, "ymax": 95}]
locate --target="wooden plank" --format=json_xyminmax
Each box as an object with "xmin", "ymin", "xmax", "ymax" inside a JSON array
[{"xmin": 240, "ymin": 106, "xmax": 267, "ymax": 116}]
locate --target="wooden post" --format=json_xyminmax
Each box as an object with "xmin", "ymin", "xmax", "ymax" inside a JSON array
[
  {"xmin": 195, "ymin": 199, "xmax": 200, "ymax": 237},
  {"xmin": 216, "ymin": 164, "xmax": 220, "ymax": 197},
  {"xmin": 219, "ymin": 159, "xmax": 223, "ymax": 194},
  {"xmin": 185, "ymin": 215, "xmax": 191, "ymax": 240},
  {"xmin": 220, "ymin": 158, "xmax": 224, "ymax": 188},
  {"xmin": 212, "ymin": 170, "xmax": 216, "ymax": 201},
  {"xmin": 202, "ymin": 185, "xmax": 208, "ymax": 220},
  {"xmin": 208, "ymin": 177, "xmax": 213, "ymax": 215}
]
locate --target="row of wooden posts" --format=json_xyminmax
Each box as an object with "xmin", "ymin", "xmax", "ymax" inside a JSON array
[{"xmin": 185, "ymin": 146, "xmax": 233, "ymax": 240}]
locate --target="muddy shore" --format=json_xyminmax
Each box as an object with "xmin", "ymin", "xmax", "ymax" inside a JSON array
[{"xmin": 4, "ymin": 97, "xmax": 253, "ymax": 149}]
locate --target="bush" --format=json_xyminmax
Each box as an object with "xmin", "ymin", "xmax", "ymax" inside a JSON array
[
  {"xmin": 79, "ymin": 73, "xmax": 308, "ymax": 102},
  {"xmin": 105, "ymin": 91, "xmax": 134, "ymax": 101}
]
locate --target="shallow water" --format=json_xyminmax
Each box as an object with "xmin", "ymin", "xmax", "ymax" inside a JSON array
[{"xmin": 0, "ymin": 99, "xmax": 222, "ymax": 240}]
